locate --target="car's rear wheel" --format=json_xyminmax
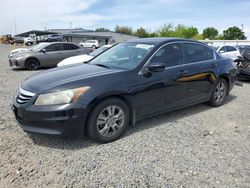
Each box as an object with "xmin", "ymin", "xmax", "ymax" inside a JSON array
[
  {"xmin": 87, "ymin": 98, "xmax": 129, "ymax": 143},
  {"xmin": 208, "ymin": 79, "xmax": 228, "ymax": 107},
  {"xmin": 25, "ymin": 58, "xmax": 40, "ymax": 70}
]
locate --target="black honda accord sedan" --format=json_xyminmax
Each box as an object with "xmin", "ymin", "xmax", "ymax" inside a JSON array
[{"xmin": 12, "ymin": 38, "xmax": 237, "ymax": 143}]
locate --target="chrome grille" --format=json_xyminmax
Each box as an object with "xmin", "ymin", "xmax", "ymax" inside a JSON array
[{"xmin": 16, "ymin": 88, "xmax": 35, "ymax": 104}]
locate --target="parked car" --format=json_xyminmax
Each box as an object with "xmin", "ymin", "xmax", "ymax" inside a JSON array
[
  {"xmin": 57, "ymin": 44, "xmax": 113, "ymax": 67},
  {"xmin": 46, "ymin": 34, "xmax": 62, "ymax": 42},
  {"xmin": 79, "ymin": 40, "xmax": 99, "ymax": 49},
  {"xmin": 11, "ymin": 38, "xmax": 237, "ymax": 143},
  {"xmin": 237, "ymin": 45, "xmax": 250, "ymax": 59},
  {"xmin": 213, "ymin": 45, "xmax": 241, "ymax": 60},
  {"xmin": 9, "ymin": 42, "xmax": 89, "ymax": 70}
]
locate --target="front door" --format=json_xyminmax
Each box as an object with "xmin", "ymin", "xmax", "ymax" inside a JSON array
[
  {"xmin": 40, "ymin": 43, "xmax": 63, "ymax": 66},
  {"xmin": 133, "ymin": 43, "xmax": 189, "ymax": 118}
]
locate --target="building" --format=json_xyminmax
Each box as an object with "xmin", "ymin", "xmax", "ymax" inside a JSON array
[
  {"xmin": 14, "ymin": 29, "xmax": 138, "ymax": 46},
  {"xmin": 48, "ymin": 29, "xmax": 138, "ymax": 45}
]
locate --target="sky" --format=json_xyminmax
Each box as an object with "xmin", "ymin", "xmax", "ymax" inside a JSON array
[{"xmin": 1, "ymin": 0, "xmax": 250, "ymax": 38}]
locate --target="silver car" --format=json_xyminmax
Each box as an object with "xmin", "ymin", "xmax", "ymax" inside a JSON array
[{"xmin": 9, "ymin": 42, "xmax": 91, "ymax": 70}]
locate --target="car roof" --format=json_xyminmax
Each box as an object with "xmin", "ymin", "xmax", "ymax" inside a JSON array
[
  {"xmin": 126, "ymin": 37, "xmax": 203, "ymax": 45},
  {"xmin": 45, "ymin": 42, "xmax": 77, "ymax": 45}
]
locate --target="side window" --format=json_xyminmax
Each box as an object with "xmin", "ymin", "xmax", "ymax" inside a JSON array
[
  {"xmin": 220, "ymin": 46, "xmax": 227, "ymax": 52},
  {"xmin": 150, "ymin": 43, "xmax": 182, "ymax": 67},
  {"xmin": 45, "ymin": 43, "xmax": 61, "ymax": 51},
  {"xmin": 183, "ymin": 43, "xmax": 214, "ymax": 63},
  {"xmin": 227, "ymin": 46, "xmax": 237, "ymax": 52},
  {"xmin": 63, "ymin": 43, "xmax": 79, "ymax": 50}
]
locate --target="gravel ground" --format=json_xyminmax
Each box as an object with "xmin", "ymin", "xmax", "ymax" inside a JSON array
[{"xmin": 0, "ymin": 44, "xmax": 250, "ymax": 188}]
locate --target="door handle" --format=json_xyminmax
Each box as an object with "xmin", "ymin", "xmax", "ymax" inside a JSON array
[
  {"xmin": 178, "ymin": 70, "xmax": 188, "ymax": 76},
  {"xmin": 211, "ymin": 63, "xmax": 218, "ymax": 67}
]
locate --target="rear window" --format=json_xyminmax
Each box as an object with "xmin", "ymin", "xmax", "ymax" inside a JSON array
[
  {"xmin": 63, "ymin": 43, "xmax": 79, "ymax": 50},
  {"xmin": 183, "ymin": 43, "xmax": 214, "ymax": 63}
]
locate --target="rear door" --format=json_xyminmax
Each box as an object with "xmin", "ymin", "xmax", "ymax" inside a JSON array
[
  {"xmin": 62, "ymin": 43, "xmax": 82, "ymax": 59},
  {"xmin": 181, "ymin": 42, "xmax": 218, "ymax": 104}
]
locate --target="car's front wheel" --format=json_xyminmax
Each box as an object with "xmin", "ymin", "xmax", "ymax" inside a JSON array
[
  {"xmin": 208, "ymin": 79, "xmax": 228, "ymax": 107},
  {"xmin": 25, "ymin": 58, "xmax": 40, "ymax": 70},
  {"xmin": 87, "ymin": 98, "xmax": 129, "ymax": 143}
]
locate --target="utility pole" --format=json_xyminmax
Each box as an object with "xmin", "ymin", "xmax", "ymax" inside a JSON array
[{"xmin": 14, "ymin": 18, "xmax": 17, "ymax": 35}]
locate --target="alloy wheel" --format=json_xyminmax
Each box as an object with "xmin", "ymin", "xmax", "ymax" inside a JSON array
[
  {"xmin": 214, "ymin": 82, "xmax": 226, "ymax": 102},
  {"xmin": 96, "ymin": 105, "xmax": 125, "ymax": 137}
]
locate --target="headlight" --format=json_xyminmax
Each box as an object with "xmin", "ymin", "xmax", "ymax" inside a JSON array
[{"xmin": 34, "ymin": 86, "xmax": 90, "ymax": 106}]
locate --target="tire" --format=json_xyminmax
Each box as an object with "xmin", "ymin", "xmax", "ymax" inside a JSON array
[
  {"xmin": 87, "ymin": 98, "xmax": 129, "ymax": 143},
  {"xmin": 25, "ymin": 58, "xmax": 40, "ymax": 70},
  {"xmin": 208, "ymin": 79, "xmax": 228, "ymax": 107},
  {"xmin": 92, "ymin": 45, "xmax": 96, "ymax": 50},
  {"xmin": 26, "ymin": 42, "xmax": 32, "ymax": 46}
]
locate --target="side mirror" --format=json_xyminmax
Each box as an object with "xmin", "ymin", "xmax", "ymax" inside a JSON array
[
  {"xmin": 41, "ymin": 49, "xmax": 46, "ymax": 53},
  {"xmin": 148, "ymin": 63, "xmax": 165, "ymax": 72}
]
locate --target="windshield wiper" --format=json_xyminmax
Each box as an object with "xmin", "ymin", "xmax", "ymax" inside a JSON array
[{"xmin": 94, "ymin": 64, "xmax": 110, "ymax": 69}]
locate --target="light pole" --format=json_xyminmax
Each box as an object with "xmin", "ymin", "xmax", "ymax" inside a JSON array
[{"xmin": 241, "ymin": 24, "xmax": 244, "ymax": 31}]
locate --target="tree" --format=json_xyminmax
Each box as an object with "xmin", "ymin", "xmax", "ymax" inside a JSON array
[
  {"xmin": 174, "ymin": 25, "xmax": 198, "ymax": 38},
  {"xmin": 157, "ymin": 24, "xmax": 198, "ymax": 38},
  {"xmin": 193, "ymin": 34, "xmax": 204, "ymax": 40},
  {"xmin": 157, "ymin": 23, "xmax": 175, "ymax": 37},
  {"xmin": 115, "ymin": 25, "xmax": 133, "ymax": 35},
  {"xmin": 203, "ymin": 27, "xmax": 218, "ymax": 39},
  {"xmin": 95, "ymin": 28, "xmax": 110, "ymax": 32},
  {"xmin": 148, "ymin": 32, "xmax": 158, "ymax": 37},
  {"xmin": 223, "ymin": 26, "xmax": 246, "ymax": 40},
  {"xmin": 134, "ymin": 27, "xmax": 149, "ymax": 38}
]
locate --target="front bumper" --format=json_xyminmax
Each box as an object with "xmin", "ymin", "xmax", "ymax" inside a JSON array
[
  {"xmin": 11, "ymin": 100, "xmax": 88, "ymax": 136},
  {"xmin": 238, "ymin": 68, "xmax": 250, "ymax": 80},
  {"xmin": 9, "ymin": 58, "xmax": 25, "ymax": 68}
]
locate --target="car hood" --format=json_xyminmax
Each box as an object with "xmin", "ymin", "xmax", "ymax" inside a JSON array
[
  {"xmin": 57, "ymin": 54, "xmax": 93, "ymax": 67},
  {"xmin": 10, "ymin": 48, "xmax": 28, "ymax": 54},
  {"xmin": 21, "ymin": 64, "xmax": 123, "ymax": 93},
  {"xmin": 11, "ymin": 50, "xmax": 35, "ymax": 57},
  {"xmin": 9, "ymin": 48, "xmax": 30, "ymax": 58}
]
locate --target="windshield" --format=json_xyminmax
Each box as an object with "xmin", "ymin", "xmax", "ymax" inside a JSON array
[
  {"xmin": 90, "ymin": 46, "xmax": 110, "ymax": 57},
  {"xmin": 89, "ymin": 42, "xmax": 154, "ymax": 70},
  {"xmin": 30, "ymin": 43, "xmax": 49, "ymax": 52}
]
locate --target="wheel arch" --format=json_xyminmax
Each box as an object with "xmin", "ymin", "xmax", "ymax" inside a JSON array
[
  {"xmin": 25, "ymin": 57, "xmax": 40, "ymax": 66},
  {"xmin": 83, "ymin": 94, "xmax": 136, "ymax": 133},
  {"xmin": 218, "ymin": 74, "xmax": 230, "ymax": 94}
]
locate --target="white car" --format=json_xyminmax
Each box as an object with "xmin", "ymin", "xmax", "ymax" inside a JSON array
[
  {"xmin": 213, "ymin": 45, "xmax": 241, "ymax": 60},
  {"xmin": 57, "ymin": 45, "xmax": 112, "ymax": 67},
  {"xmin": 79, "ymin": 40, "xmax": 99, "ymax": 49}
]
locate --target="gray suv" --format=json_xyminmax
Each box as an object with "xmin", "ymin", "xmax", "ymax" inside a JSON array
[
  {"xmin": 9, "ymin": 42, "xmax": 91, "ymax": 70},
  {"xmin": 46, "ymin": 34, "xmax": 62, "ymax": 42}
]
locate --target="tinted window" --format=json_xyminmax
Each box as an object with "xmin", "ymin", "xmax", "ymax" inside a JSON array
[
  {"xmin": 45, "ymin": 43, "xmax": 61, "ymax": 51},
  {"xmin": 227, "ymin": 46, "xmax": 237, "ymax": 52},
  {"xmin": 63, "ymin": 43, "xmax": 79, "ymax": 50},
  {"xmin": 220, "ymin": 46, "xmax": 227, "ymax": 52},
  {"xmin": 183, "ymin": 43, "xmax": 214, "ymax": 63},
  {"xmin": 150, "ymin": 43, "xmax": 182, "ymax": 67}
]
